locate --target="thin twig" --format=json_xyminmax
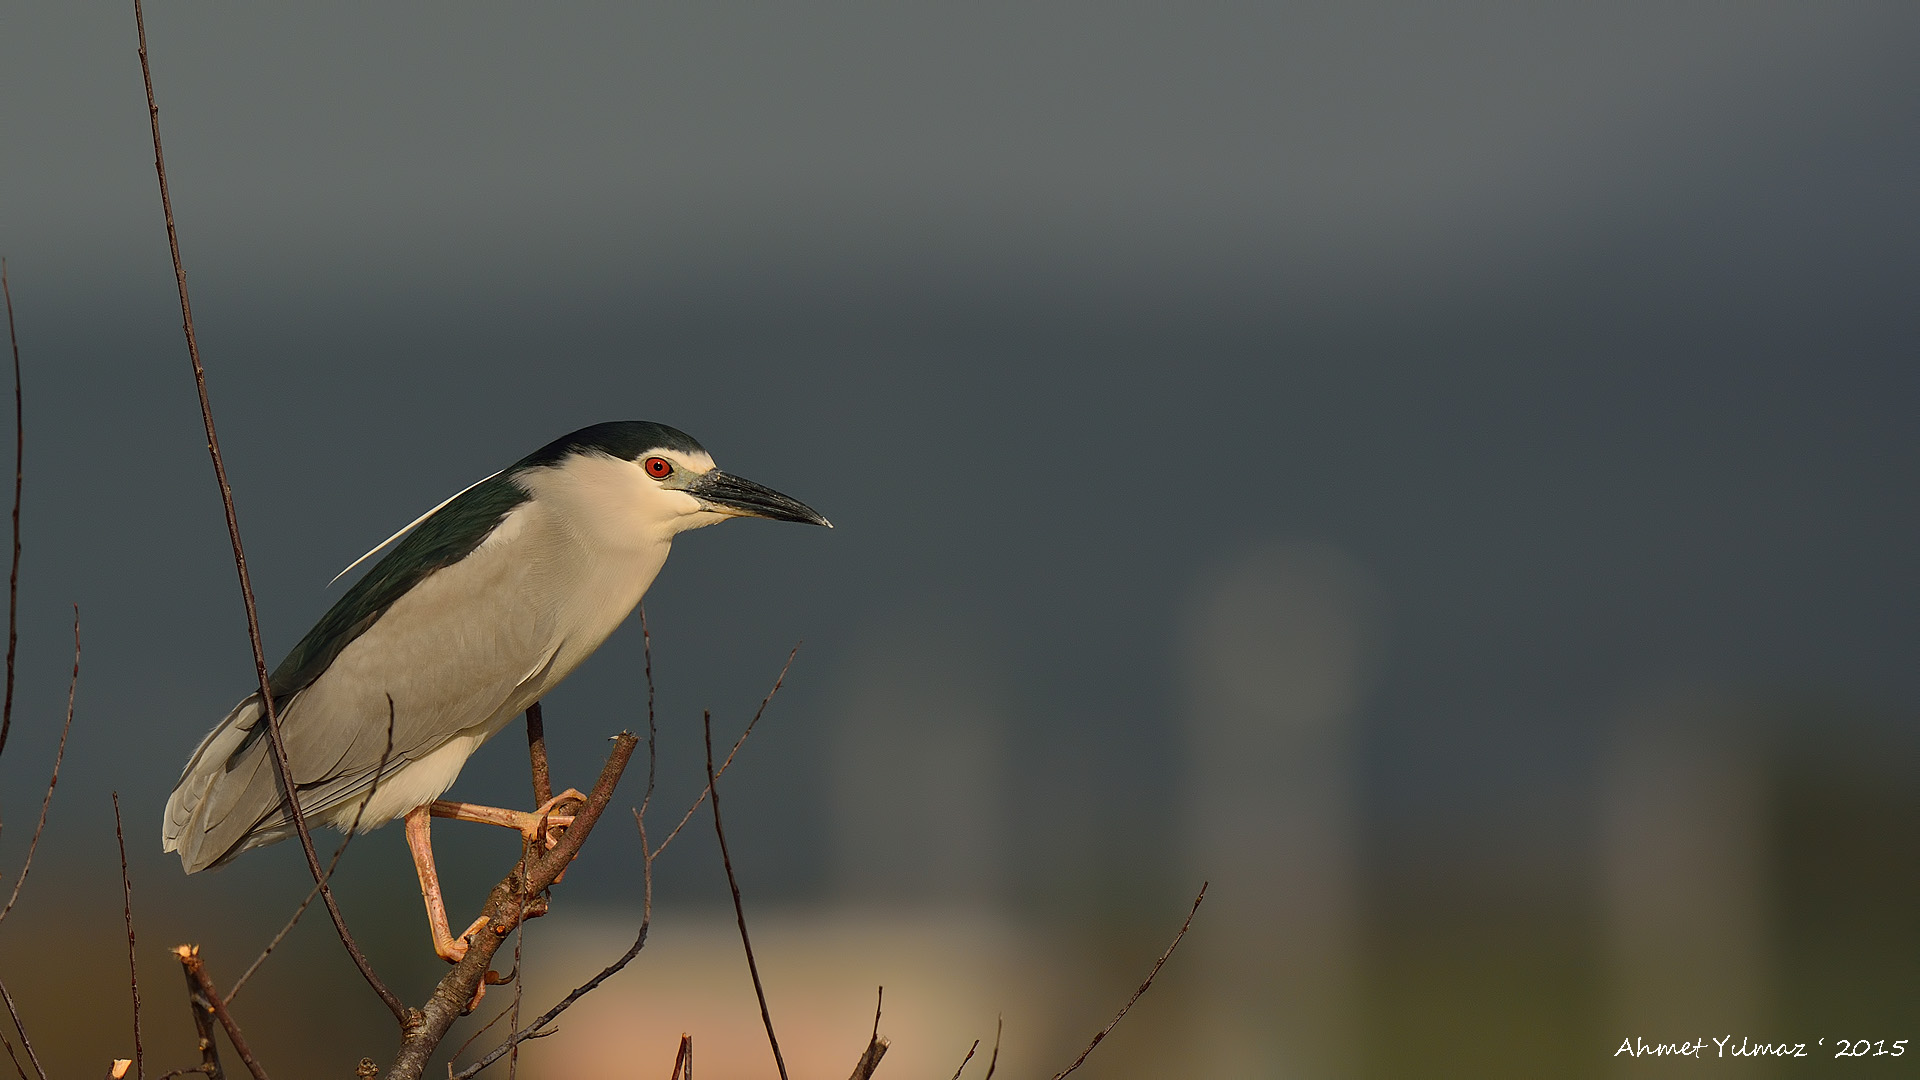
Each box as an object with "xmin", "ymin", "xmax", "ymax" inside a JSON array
[
  {"xmin": 707, "ymin": 711, "xmax": 789, "ymax": 1080},
  {"xmin": 0, "ymin": 259, "xmax": 22, "ymax": 763},
  {"xmin": 0, "ymin": 606, "xmax": 78, "ymax": 927},
  {"xmin": 133, "ymin": 0, "xmax": 404, "ymax": 1023},
  {"xmin": 669, "ymin": 1035, "xmax": 691, "ymax": 1080},
  {"xmin": 983, "ymin": 1015, "xmax": 1001, "ymax": 1080},
  {"xmin": 114, "ymin": 793, "xmax": 144, "ymax": 1079},
  {"xmin": 525, "ymin": 702, "xmax": 551, "ymax": 807},
  {"xmin": 156, "ymin": 1069, "xmax": 213, "ymax": 1080},
  {"xmin": 175, "ymin": 948, "xmax": 267, "ymax": 1080},
  {"xmin": 445, "ymin": 1001, "xmax": 513, "ymax": 1068},
  {"xmin": 653, "ymin": 646, "xmax": 798, "ymax": 860},
  {"xmin": 229, "ymin": 699, "xmax": 396, "ymax": 1002},
  {"xmin": 0, "ymin": 1026, "xmax": 25, "ymax": 1080},
  {"xmin": 504, "ymin": 923, "xmax": 525, "ymax": 1079},
  {"xmin": 637, "ymin": 606, "xmax": 655, "ymax": 822},
  {"xmin": 1049, "ymin": 883, "xmax": 1207, "ymax": 1080},
  {"xmin": 0, "ymin": 978, "xmax": 43, "ymax": 1080},
  {"xmin": 947, "ymin": 1041, "xmax": 979, "ymax": 1080}
]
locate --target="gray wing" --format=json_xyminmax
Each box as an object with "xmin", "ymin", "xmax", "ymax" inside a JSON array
[{"xmin": 164, "ymin": 498, "xmax": 559, "ymax": 872}]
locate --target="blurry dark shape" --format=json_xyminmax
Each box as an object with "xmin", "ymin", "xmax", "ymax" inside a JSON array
[
  {"xmin": 1180, "ymin": 544, "xmax": 1376, "ymax": 1076},
  {"xmin": 1767, "ymin": 704, "xmax": 1920, "ymax": 1042},
  {"xmin": 1602, "ymin": 689, "xmax": 1769, "ymax": 1045}
]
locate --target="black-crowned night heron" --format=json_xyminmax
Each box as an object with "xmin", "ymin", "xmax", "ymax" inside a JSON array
[{"xmin": 163, "ymin": 421, "xmax": 829, "ymax": 961}]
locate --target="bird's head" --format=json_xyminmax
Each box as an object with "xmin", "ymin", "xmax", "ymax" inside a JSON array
[
  {"xmin": 514, "ymin": 421, "xmax": 831, "ymax": 544},
  {"xmin": 635, "ymin": 445, "xmax": 833, "ymax": 533}
]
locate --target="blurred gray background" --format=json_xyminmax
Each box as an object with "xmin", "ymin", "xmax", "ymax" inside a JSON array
[{"xmin": 0, "ymin": 3, "xmax": 1914, "ymax": 1076}]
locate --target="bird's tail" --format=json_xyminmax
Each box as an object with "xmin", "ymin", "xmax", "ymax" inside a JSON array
[{"xmin": 162, "ymin": 692, "xmax": 294, "ymax": 873}]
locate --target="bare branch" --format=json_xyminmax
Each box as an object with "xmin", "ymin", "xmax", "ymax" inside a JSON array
[
  {"xmin": 451, "ymin": 827, "xmax": 651, "ymax": 1078},
  {"xmin": 1049, "ymin": 883, "xmax": 1207, "ymax": 1080},
  {"xmin": 132, "ymin": 0, "xmax": 404, "ymax": 1022},
  {"xmin": 848, "ymin": 985, "xmax": 887, "ymax": 1080},
  {"xmin": 452, "ymin": 656, "xmax": 669, "ymax": 1080},
  {"xmin": 114, "ymin": 793, "xmax": 145, "ymax": 1079},
  {"xmin": 707, "ymin": 711, "xmax": 789, "ymax": 1080},
  {"xmin": 653, "ymin": 645, "xmax": 798, "ymax": 860},
  {"xmin": 174, "ymin": 949, "xmax": 224, "ymax": 1080},
  {"xmin": 174, "ymin": 948, "xmax": 266, "ymax": 1080},
  {"xmin": 0, "ymin": 977, "xmax": 44, "ymax": 1080},
  {"xmin": 0, "ymin": 259, "xmax": 22, "ymax": 763},
  {"xmin": 669, "ymin": 1035, "xmax": 691, "ymax": 1080},
  {"xmin": 525, "ymin": 702, "xmax": 551, "ymax": 807},
  {"xmin": 947, "ymin": 1040, "xmax": 979, "ymax": 1080},
  {"xmin": 394, "ymin": 732, "xmax": 638, "ymax": 1080},
  {"xmin": 846, "ymin": 1037, "xmax": 888, "ymax": 1080},
  {"xmin": 0, "ymin": 605, "xmax": 78, "ymax": 928}
]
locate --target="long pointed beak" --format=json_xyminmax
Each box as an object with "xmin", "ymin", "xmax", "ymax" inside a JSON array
[{"xmin": 687, "ymin": 470, "xmax": 832, "ymax": 527}]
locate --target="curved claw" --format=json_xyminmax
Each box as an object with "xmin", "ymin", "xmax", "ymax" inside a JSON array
[
  {"xmin": 438, "ymin": 913, "xmax": 492, "ymax": 965},
  {"xmin": 526, "ymin": 788, "xmax": 588, "ymax": 846}
]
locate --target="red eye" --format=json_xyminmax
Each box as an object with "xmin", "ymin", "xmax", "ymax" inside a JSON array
[{"xmin": 644, "ymin": 457, "xmax": 673, "ymax": 479}]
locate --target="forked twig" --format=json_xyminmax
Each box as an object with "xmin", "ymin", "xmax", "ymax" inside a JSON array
[
  {"xmin": 707, "ymin": 711, "xmax": 789, "ymax": 1080},
  {"xmin": 133, "ymin": 0, "xmax": 403, "ymax": 1023},
  {"xmin": 1049, "ymin": 883, "xmax": 1207, "ymax": 1080},
  {"xmin": 175, "ymin": 948, "xmax": 267, "ymax": 1080},
  {"xmin": 0, "ymin": 259, "xmax": 22, "ymax": 763},
  {"xmin": 653, "ymin": 646, "xmax": 798, "ymax": 860},
  {"xmin": 114, "ymin": 793, "xmax": 145, "ymax": 1079},
  {"xmin": 228, "ymin": 700, "xmax": 397, "ymax": 1002},
  {"xmin": 0, "ymin": 606, "xmax": 78, "ymax": 928}
]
